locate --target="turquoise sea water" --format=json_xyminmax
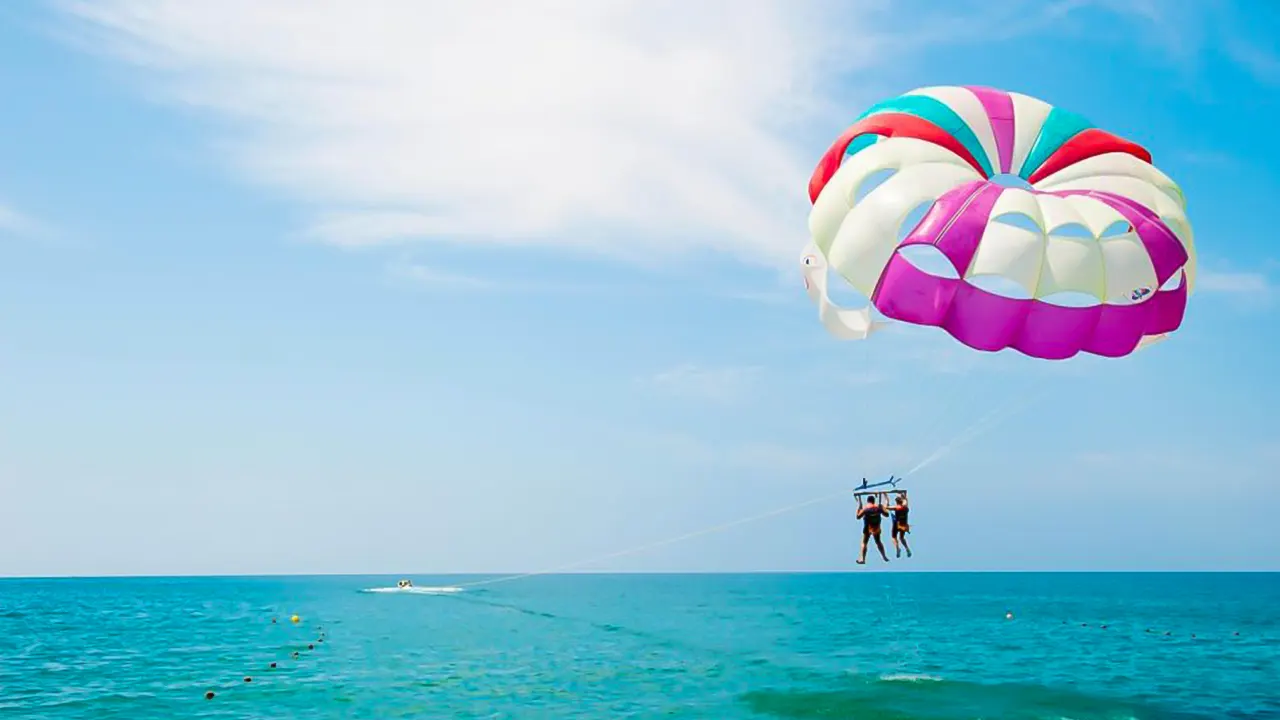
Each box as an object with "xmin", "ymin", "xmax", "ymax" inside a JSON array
[{"xmin": 2, "ymin": 573, "xmax": 1277, "ymax": 719}]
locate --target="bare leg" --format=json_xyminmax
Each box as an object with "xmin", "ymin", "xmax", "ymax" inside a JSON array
[
  {"xmin": 874, "ymin": 534, "xmax": 890, "ymax": 562},
  {"xmin": 901, "ymin": 534, "xmax": 912, "ymax": 558},
  {"xmin": 892, "ymin": 533, "xmax": 901, "ymax": 558},
  {"xmin": 857, "ymin": 534, "xmax": 868, "ymax": 564}
]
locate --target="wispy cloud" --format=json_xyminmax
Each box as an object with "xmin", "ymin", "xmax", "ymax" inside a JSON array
[
  {"xmin": 1198, "ymin": 270, "xmax": 1272, "ymax": 295},
  {"xmin": 391, "ymin": 263, "xmax": 500, "ymax": 292},
  {"xmin": 390, "ymin": 261, "xmax": 794, "ymax": 305},
  {"xmin": 1080, "ymin": 0, "xmax": 1280, "ymax": 86},
  {"xmin": 1175, "ymin": 150, "xmax": 1239, "ymax": 168},
  {"xmin": 648, "ymin": 364, "xmax": 762, "ymax": 404},
  {"xmin": 391, "ymin": 261, "xmax": 640, "ymax": 296},
  {"xmin": 1221, "ymin": 30, "xmax": 1280, "ymax": 87},
  {"xmin": 55, "ymin": 0, "xmax": 897, "ymax": 267},
  {"xmin": 54, "ymin": 0, "xmax": 1205, "ymax": 270},
  {"xmin": 0, "ymin": 203, "xmax": 36, "ymax": 238},
  {"xmin": 1197, "ymin": 269, "xmax": 1274, "ymax": 306}
]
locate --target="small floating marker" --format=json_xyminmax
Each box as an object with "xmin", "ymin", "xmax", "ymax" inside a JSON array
[
  {"xmin": 290, "ymin": 615, "xmax": 300, "ymax": 624},
  {"xmin": 243, "ymin": 676, "xmax": 252, "ymax": 683},
  {"xmin": 1005, "ymin": 612, "xmax": 1014, "ymax": 620},
  {"xmin": 269, "ymin": 662, "xmax": 277, "ymax": 669},
  {"xmin": 308, "ymin": 643, "xmax": 315, "ymax": 650},
  {"xmin": 205, "ymin": 691, "xmax": 215, "ymax": 700}
]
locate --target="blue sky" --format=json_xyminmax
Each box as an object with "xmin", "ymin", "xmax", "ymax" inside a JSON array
[{"xmin": 1, "ymin": 0, "xmax": 1278, "ymax": 576}]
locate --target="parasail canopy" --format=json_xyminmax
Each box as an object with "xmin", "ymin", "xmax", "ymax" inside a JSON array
[{"xmin": 801, "ymin": 85, "xmax": 1196, "ymax": 360}]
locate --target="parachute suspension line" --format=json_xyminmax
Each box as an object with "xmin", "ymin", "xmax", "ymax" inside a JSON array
[
  {"xmin": 892, "ymin": 349, "xmax": 1019, "ymax": 480},
  {"xmin": 457, "ymin": 489, "xmax": 852, "ymax": 590},
  {"xmin": 902, "ymin": 381, "xmax": 1051, "ymax": 478},
  {"xmin": 899, "ymin": 370, "xmax": 999, "ymax": 475}
]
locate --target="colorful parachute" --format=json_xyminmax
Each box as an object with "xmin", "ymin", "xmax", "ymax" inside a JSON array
[{"xmin": 801, "ymin": 85, "xmax": 1196, "ymax": 360}]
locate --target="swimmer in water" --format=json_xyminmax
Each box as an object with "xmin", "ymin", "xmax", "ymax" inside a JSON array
[
  {"xmin": 887, "ymin": 492, "xmax": 912, "ymax": 558},
  {"xmin": 856, "ymin": 493, "xmax": 891, "ymax": 564}
]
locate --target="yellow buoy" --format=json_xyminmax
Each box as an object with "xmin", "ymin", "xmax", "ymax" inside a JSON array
[{"xmin": 290, "ymin": 615, "xmax": 300, "ymax": 624}]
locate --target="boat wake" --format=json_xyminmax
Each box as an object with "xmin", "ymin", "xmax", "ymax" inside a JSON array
[
  {"xmin": 878, "ymin": 673, "xmax": 943, "ymax": 683},
  {"xmin": 361, "ymin": 586, "xmax": 465, "ymax": 595}
]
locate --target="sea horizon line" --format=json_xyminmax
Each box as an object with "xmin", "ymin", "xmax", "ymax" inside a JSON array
[{"xmin": 3, "ymin": 569, "xmax": 1277, "ymax": 581}]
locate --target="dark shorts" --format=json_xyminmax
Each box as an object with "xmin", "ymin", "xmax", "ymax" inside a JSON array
[
  {"xmin": 862, "ymin": 526, "xmax": 881, "ymax": 539},
  {"xmin": 893, "ymin": 522, "xmax": 909, "ymax": 536}
]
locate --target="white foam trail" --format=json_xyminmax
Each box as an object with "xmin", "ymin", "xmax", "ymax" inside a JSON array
[
  {"xmin": 879, "ymin": 673, "xmax": 943, "ymax": 683},
  {"xmin": 361, "ymin": 586, "xmax": 464, "ymax": 595}
]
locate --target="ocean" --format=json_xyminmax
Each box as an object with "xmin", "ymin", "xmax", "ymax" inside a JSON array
[{"xmin": 1, "ymin": 573, "xmax": 1276, "ymax": 719}]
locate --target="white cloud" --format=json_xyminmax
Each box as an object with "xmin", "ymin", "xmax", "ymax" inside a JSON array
[
  {"xmin": 1085, "ymin": 0, "xmax": 1280, "ymax": 86},
  {"xmin": 0, "ymin": 204, "xmax": 34, "ymax": 237},
  {"xmin": 1197, "ymin": 270, "xmax": 1274, "ymax": 301},
  {"xmin": 1219, "ymin": 23, "xmax": 1280, "ymax": 87},
  {"xmin": 1175, "ymin": 150, "xmax": 1239, "ymax": 168},
  {"xmin": 392, "ymin": 259, "xmax": 634, "ymax": 294},
  {"xmin": 648, "ymin": 363, "xmax": 762, "ymax": 404},
  {"xmin": 55, "ymin": 0, "xmax": 1173, "ymax": 269},
  {"xmin": 55, "ymin": 0, "xmax": 898, "ymax": 267},
  {"xmin": 390, "ymin": 261, "xmax": 796, "ymax": 302},
  {"xmin": 0, "ymin": 203, "xmax": 61, "ymax": 245},
  {"xmin": 392, "ymin": 263, "xmax": 500, "ymax": 291}
]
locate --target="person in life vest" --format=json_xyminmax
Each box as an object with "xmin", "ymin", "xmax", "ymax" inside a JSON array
[
  {"xmin": 887, "ymin": 492, "xmax": 911, "ymax": 558},
  {"xmin": 856, "ymin": 493, "xmax": 891, "ymax": 564}
]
